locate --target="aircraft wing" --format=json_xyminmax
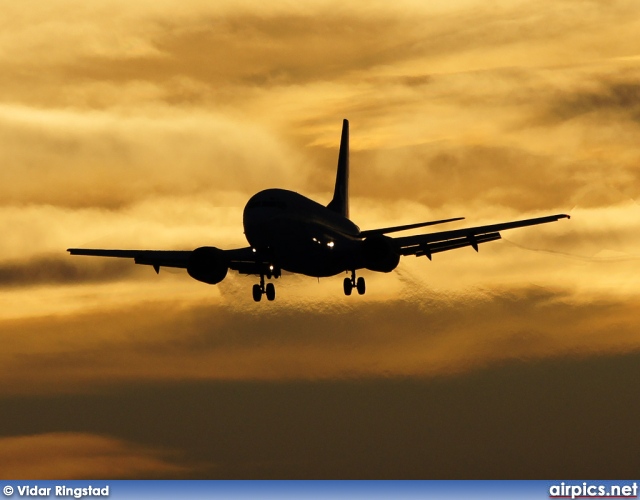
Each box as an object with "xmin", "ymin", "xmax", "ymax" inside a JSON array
[
  {"xmin": 392, "ymin": 213, "xmax": 570, "ymax": 260},
  {"xmin": 67, "ymin": 246, "xmax": 269, "ymax": 275}
]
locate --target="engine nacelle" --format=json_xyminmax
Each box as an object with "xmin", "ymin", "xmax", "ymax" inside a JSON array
[
  {"xmin": 362, "ymin": 235, "xmax": 400, "ymax": 273},
  {"xmin": 187, "ymin": 246, "xmax": 229, "ymax": 285}
]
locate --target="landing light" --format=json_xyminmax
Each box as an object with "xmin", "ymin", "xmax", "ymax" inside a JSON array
[
  {"xmin": 252, "ymin": 248, "xmax": 256, "ymax": 253},
  {"xmin": 269, "ymin": 265, "xmax": 274, "ymax": 271},
  {"xmin": 327, "ymin": 241, "xmax": 335, "ymax": 248}
]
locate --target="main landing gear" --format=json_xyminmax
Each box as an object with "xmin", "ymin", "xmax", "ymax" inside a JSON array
[
  {"xmin": 252, "ymin": 274, "xmax": 276, "ymax": 302},
  {"xmin": 343, "ymin": 270, "xmax": 365, "ymax": 296}
]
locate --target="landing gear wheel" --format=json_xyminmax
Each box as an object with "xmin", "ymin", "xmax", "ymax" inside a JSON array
[
  {"xmin": 252, "ymin": 284, "xmax": 262, "ymax": 302},
  {"xmin": 356, "ymin": 276, "xmax": 366, "ymax": 295},
  {"xmin": 265, "ymin": 282, "xmax": 276, "ymax": 301},
  {"xmin": 343, "ymin": 277, "xmax": 353, "ymax": 296}
]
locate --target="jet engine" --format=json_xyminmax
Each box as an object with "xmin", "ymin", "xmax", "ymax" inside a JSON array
[
  {"xmin": 362, "ymin": 235, "xmax": 400, "ymax": 273},
  {"xmin": 187, "ymin": 246, "xmax": 229, "ymax": 284}
]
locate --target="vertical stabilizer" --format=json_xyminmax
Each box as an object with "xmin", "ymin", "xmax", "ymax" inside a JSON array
[{"xmin": 327, "ymin": 119, "xmax": 350, "ymax": 218}]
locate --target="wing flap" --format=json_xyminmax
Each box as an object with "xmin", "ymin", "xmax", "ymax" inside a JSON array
[
  {"xmin": 68, "ymin": 249, "xmax": 192, "ymax": 269},
  {"xmin": 402, "ymin": 232, "xmax": 501, "ymax": 259}
]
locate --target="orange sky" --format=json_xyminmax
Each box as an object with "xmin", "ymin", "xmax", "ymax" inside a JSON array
[{"xmin": 1, "ymin": 0, "xmax": 640, "ymax": 478}]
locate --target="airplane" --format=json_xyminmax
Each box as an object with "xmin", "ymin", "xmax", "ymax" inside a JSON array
[{"xmin": 68, "ymin": 119, "xmax": 569, "ymax": 302}]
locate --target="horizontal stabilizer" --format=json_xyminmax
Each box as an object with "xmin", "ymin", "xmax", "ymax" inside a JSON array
[{"xmin": 360, "ymin": 217, "xmax": 464, "ymax": 237}]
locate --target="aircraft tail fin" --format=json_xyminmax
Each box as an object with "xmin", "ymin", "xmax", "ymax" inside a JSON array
[{"xmin": 326, "ymin": 119, "xmax": 349, "ymax": 218}]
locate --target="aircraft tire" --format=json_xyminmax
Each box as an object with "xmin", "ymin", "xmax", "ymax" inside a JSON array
[
  {"xmin": 266, "ymin": 282, "xmax": 276, "ymax": 301},
  {"xmin": 356, "ymin": 276, "xmax": 366, "ymax": 295},
  {"xmin": 343, "ymin": 277, "xmax": 352, "ymax": 296},
  {"xmin": 252, "ymin": 284, "xmax": 262, "ymax": 302}
]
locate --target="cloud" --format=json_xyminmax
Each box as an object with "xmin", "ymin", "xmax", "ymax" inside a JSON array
[
  {"xmin": 2, "ymin": 282, "xmax": 640, "ymax": 396},
  {"xmin": 0, "ymin": 432, "xmax": 187, "ymax": 479},
  {"xmin": 349, "ymin": 143, "xmax": 577, "ymax": 212},
  {"xmin": 555, "ymin": 80, "xmax": 640, "ymax": 123},
  {"xmin": 519, "ymin": 57, "xmax": 640, "ymax": 126},
  {"xmin": 2, "ymin": 354, "xmax": 640, "ymax": 478},
  {"xmin": 0, "ymin": 105, "xmax": 308, "ymax": 209},
  {"xmin": 0, "ymin": 0, "xmax": 639, "ymax": 480},
  {"xmin": 1, "ymin": 0, "xmax": 638, "ymax": 222},
  {"xmin": 0, "ymin": 255, "xmax": 134, "ymax": 288},
  {"xmin": 4, "ymin": 0, "xmax": 638, "ymax": 112},
  {"xmin": 48, "ymin": 0, "xmax": 639, "ymax": 89}
]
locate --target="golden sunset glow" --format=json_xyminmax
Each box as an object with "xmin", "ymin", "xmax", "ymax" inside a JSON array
[{"xmin": 1, "ymin": 0, "xmax": 639, "ymax": 478}]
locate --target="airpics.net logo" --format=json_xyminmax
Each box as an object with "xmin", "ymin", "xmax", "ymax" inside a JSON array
[{"xmin": 550, "ymin": 482, "xmax": 638, "ymax": 499}]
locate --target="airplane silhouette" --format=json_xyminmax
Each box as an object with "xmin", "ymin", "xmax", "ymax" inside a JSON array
[{"xmin": 69, "ymin": 119, "xmax": 569, "ymax": 302}]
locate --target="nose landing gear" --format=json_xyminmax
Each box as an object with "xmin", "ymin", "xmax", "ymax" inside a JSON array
[{"xmin": 343, "ymin": 270, "xmax": 366, "ymax": 296}]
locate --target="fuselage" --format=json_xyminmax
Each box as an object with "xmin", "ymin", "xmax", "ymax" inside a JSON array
[{"xmin": 243, "ymin": 188, "xmax": 363, "ymax": 277}]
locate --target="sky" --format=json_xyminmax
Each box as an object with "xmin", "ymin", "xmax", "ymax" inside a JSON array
[{"xmin": 1, "ymin": 0, "xmax": 640, "ymax": 479}]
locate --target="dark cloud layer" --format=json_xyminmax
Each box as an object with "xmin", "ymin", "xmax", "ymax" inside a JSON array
[
  {"xmin": 0, "ymin": 255, "xmax": 134, "ymax": 288},
  {"xmin": 546, "ymin": 76, "xmax": 640, "ymax": 125},
  {"xmin": 2, "ymin": 284, "xmax": 639, "ymax": 395},
  {"xmin": 2, "ymin": 351, "xmax": 640, "ymax": 478}
]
